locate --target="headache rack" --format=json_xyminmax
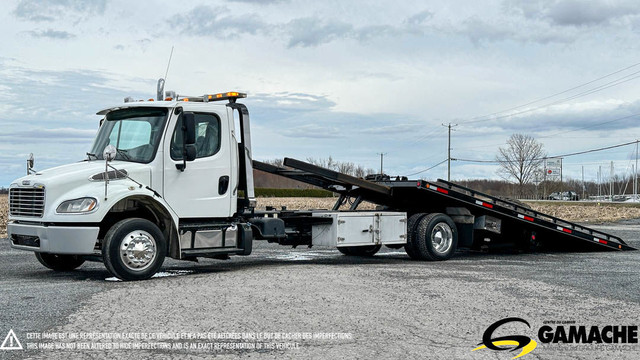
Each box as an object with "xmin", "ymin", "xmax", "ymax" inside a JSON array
[{"xmin": 254, "ymin": 158, "xmax": 634, "ymax": 252}]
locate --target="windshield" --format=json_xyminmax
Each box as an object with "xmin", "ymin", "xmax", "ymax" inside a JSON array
[{"xmin": 90, "ymin": 107, "xmax": 169, "ymax": 163}]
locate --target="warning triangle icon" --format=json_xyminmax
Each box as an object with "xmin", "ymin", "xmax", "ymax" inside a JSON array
[{"xmin": 0, "ymin": 329, "xmax": 23, "ymax": 350}]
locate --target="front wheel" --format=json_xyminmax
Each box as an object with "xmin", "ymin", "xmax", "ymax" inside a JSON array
[
  {"xmin": 35, "ymin": 253, "xmax": 85, "ymax": 271},
  {"xmin": 102, "ymin": 218, "xmax": 166, "ymax": 281}
]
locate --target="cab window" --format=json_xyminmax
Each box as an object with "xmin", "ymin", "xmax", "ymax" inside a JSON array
[{"xmin": 171, "ymin": 113, "xmax": 221, "ymax": 160}]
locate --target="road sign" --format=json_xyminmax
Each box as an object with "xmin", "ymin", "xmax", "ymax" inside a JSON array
[{"xmin": 545, "ymin": 158, "xmax": 562, "ymax": 180}]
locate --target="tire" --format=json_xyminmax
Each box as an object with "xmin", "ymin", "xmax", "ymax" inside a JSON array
[
  {"xmin": 414, "ymin": 213, "xmax": 458, "ymax": 261},
  {"xmin": 404, "ymin": 213, "xmax": 426, "ymax": 260},
  {"xmin": 35, "ymin": 253, "xmax": 85, "ymax": 271},
  {"xmin": 102, "ymin": 218, "xmax": 166, "ymax": 281},
  {"xmin": 337, "ymin": 245, "xmax": 381, "ymax": 256}
]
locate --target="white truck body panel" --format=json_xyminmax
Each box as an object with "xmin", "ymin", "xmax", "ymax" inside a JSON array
[
  {"xmin": 311, "ymin": 212, "xmax": 407, "ymax": 247},
  {"xmin": 161, "ymin": 103, "xmax": 236, "ymax": 218}
]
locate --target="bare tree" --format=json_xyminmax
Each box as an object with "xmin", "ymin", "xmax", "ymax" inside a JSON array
[{"xmin": 496, "ymin": 134, "xmax": 546, "ymax": 196}]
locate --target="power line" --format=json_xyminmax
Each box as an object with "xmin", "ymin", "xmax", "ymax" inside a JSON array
[
  {"xmin": 405, "ymin": 159, "xmax": 448, "ymax": 177},
  {"xmin": 452, "ymin": 112, "xmax": 640, "ymax": 153},
  {"xmin": 460, "ymin": 60, "xmax": 640, "ymax": 125},
  {"xmin": 462, "ymin": 72, "xmax": 640, "ymax": 125},
  {"xmin": 398, "ymin": 66, "xmax": 640, "ymax": 148},
  {"xmin": 402, "ymin": 124, "xmax": 448, "ymax": 148},
  {"xmin": 537, "ymin": 113, "xmax": 640, "ymax": 139},
  {"xmin": 453, "ymin": 140, "xmax": 639, "ymax": 164}
]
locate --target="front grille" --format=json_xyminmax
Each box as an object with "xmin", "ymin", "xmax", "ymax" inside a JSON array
[{"xmin": 9, "ymin": 187, "xmax": 45, "ymax": 217}]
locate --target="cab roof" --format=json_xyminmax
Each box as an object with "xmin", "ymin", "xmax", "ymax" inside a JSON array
[{"xmin": 96, "ymin": 91, "xmax": 247, "ymax": 115}]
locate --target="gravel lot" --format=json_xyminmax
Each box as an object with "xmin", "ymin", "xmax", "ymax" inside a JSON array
[
  {"xmin": 1, "ymin": 217, "xmax": 639, "ymax": 359},
  {"xmin": 2, "ymin": 196, "xmax": 640, "ymax": 359}
]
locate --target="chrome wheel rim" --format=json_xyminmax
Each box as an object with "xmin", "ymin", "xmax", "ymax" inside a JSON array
[
  {"xmin": 120, "ymin": 230, "xmax": 157, "ymax": 271},
  {"xmin": 430, "ymin": 222, "xmax": 453, "ymax": 254}
]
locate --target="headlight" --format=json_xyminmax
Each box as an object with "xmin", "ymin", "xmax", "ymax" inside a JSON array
[{"xmin": 56, "ymin": 197, "xmax": 98, "ymax": 213}]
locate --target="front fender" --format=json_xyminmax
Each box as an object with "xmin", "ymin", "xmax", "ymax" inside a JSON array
[
  {"xmin": 42, "ymin": 181, "xmax": 177, "ymax": 226},
  {"xmin": 98, "ymin": 184, "xmax": 178, "ymax": 225}
]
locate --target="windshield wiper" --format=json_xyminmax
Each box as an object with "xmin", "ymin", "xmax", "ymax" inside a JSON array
[
  {"xmin": 86, "ymin": 152, "xmax": 98, "ymax": 161},
  {"xmin": 116, "ymin": 148, "xmax": 131, "ymax": 160}
]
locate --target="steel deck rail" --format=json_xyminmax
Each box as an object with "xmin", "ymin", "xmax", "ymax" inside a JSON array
[{"xmin": 422, "ymin": 179, "xmax": 633, "ymax": 251}]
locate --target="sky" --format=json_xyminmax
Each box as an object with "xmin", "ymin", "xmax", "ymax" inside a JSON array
[{"xmin": 2, "ymin": 0, "xmax": 640, "ymax": 187}]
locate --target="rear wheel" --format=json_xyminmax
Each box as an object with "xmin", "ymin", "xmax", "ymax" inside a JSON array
[
  {"xmin": 35, "ymin": 253, "xmax": 85, "ymax": 271},
  {"xmin": 414, "ymin": 213, "xmax": 458, "ymax": 261},
  {"xmin": 405, "ymin": 213, "xmax": 426, "ymax": 260},
  {"xmin": 337, "ymin": 245, "xmax": 381, "ymax": 256},
  {"xmin": 102, "ymin": 218, "xmax": 166, "ymax": 281}
]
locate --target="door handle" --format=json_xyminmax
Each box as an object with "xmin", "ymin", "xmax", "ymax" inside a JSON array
[{"xmin": 219, "ymin": 176, "xmax": 230, "ymax": 195}]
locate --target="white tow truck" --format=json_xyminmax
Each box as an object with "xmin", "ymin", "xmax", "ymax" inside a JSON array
[{"xmin": 7, "ymin": 80, "xmax": 633, "ymax": 280}]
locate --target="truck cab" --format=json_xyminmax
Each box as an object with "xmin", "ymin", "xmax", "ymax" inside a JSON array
[{"xmin": 8, "ymin": 86, "xmax": 256, "ymax": 280}]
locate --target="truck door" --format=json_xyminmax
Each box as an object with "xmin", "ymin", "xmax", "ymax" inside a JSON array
[{"xmin": 163, "ymin": 109, "xmax": 233, "ymax": 218}]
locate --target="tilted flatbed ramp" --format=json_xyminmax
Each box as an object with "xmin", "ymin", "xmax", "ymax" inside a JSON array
[{"xmin": 254, "ymin": 158, "xmax": 635, "ymax": 252}]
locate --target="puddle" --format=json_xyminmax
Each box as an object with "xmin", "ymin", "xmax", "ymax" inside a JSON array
[
  {"xmin": 105, "ymin": 269, "xmax": 194, "ymax": 282},
  {"xmin": 272, "ymin": 251, "xmax": 336, "ymax": 261}
]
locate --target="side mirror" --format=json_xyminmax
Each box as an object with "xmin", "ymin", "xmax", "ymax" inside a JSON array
[
  {"xmin": 103, "ymin": 145, "xmax": 117, "ymax": 162},
  {"xmin": 26, "ymin": 153, "xmax": 35, "ymax": 175},
  {"xmin": 182, "ymin": 113, "xmax": 196, "ymax": 162},
  {"xmin": 185, "ymin": 144, "xmax": 196, "ymax": 161},
  {"xmin": 27, "ymin": 153, "xmax": 34, "ymax": 170},
  {"xmin": 176, "ymin": 113, "xmax": 197, "ymax": 171},
  {"xmin": 183, "ymin": 113, "xmax": 196, "ymax": 146}
]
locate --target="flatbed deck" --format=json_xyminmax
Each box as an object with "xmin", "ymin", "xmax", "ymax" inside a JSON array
[{"xmin": 254, "ymin": 158, "xmax": 634, "ymax": 252}]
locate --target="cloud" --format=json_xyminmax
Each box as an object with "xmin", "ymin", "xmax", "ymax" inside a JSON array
[
  {"xmin": 247, "ymin": 92, "xmax": 336, "ymax": 112},
  {"xmin": 169, "ymin": 6, "xmax": 420, "ymax": 47},
  {"xmin": 404, "ymin": 10, "xmax": 434, "ymax": 26},
  {"xmin": 14, "ymin": 0, "xmax": 107, "ymax": 22},
  {"xmin": 0, "ymin": 128, "xmax": 96, "ymax": 142},
  {"xmin": 0, "ymin": 62, "xmax": 156, "ymax": 185},
  {"xmin": 285, "ymin": 17, "xmax": 409, "ymax": 47},
  {"xmin": 26, "ymin": 29, "xmax": 75, "ymax": 39},
  {"xmin": 285, "ymin": 17, "xmax": 353, "ymax": 47},
  {"xmin": 468, "ymin": 99, "xmax": 640, "ymax": 135},
  {"xmin": 280, "ymin": 123, "xmax": 344, "ymax": 139},
  {"xmin": 360, "ymin": 124, "xmax": 422, "ymax": 135},
  {"xmin": 509, "ymin": 0, "xmax": 640, "ymax": 27},
  {"xmin": 228, "ymin": 0, "xmax": 287, "ymax": 3},
  {"xmin": 458, "ymin": 17, "xmax": 576, "ymax": 44},
  {"xmin": 170, "ymin": 5, "xmax": 266, "ymax": 38}
]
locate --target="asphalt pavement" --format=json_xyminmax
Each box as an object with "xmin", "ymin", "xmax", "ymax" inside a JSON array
[{"xmin": 1, "ymin": 220, "xmax": 639, "ymax": 359}]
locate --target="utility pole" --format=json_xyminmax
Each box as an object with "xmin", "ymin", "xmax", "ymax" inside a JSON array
[
  {"xmin": 598, "ymin": 165, "xmax": 602, "ymax": 199},
  {"xmin": 582, "ymin": 165, "xmax": 584, "ymax": 200},
  {"xmin": 610, "ymin": 161, "xmax": 614, "ymax": 202},
  {"xmin": 377, "ymin": 152, "xmax": 387, "ymax": 175},
  {"xmin": 560, "ymin": 158, "xmax": 563, "ymax": 192},
  {"xmin": 633, "ymin": 140, "xmax": 638, "ymax": 200},
  {"xmin": 442, "ymin": 123, "xmax": 457, "ymax": 181}
]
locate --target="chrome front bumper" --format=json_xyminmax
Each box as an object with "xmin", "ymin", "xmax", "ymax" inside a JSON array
[{"xmin": 8, "ymin": 222, "xmax": 99, "ymax": 255}]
